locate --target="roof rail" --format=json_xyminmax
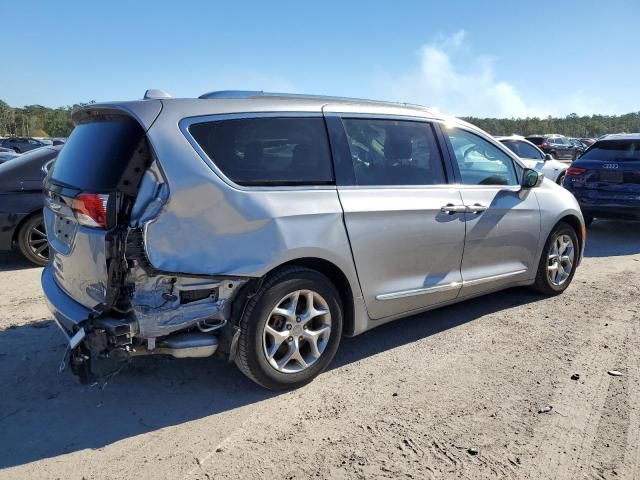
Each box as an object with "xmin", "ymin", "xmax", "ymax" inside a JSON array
[
  {"xmin": 198, "ymin": 90, "xmax": 266, "ymax": 99},
  {"xmin": 198, "ymin": 90, "xmax": 406, "ymax": 106}
]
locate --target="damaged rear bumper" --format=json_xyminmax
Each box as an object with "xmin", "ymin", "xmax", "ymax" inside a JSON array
[
  {"xmin": 42, "ymin": 264, "xmax": 92, "ymax": 338},
  {"xmin": 42, "ymin": 263, "xmax": 248, "ymax": 382}
]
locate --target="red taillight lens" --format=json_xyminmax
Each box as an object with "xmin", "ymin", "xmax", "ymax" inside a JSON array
[
  {"xmin": 540, "ymin": 142, "xmax": 548, "ymax": 149},
  {"xmin": 566, "ymin": 167, "xmax": 587, "ymax": 177},
  {"xmin": 71, "ymin": 193, "xmax": 109, "ymax": 228}
]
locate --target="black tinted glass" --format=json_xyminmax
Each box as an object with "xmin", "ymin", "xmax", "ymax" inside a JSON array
[
  {"xmin": 341, "ymin": 118, "xmax": 446, "ymax": 186},
  {"xmin": 581, "ymin": 141, "xmax": 640, "ymax": 161},
  {"xmin": 517, "ymin": 142, "xmax": 543, "ymax": 159},
  {"xmin": 51, "ymin": 118, "xmax": 144, "ymax": 191},
  {"xmin": 189, "ymin": 117, "xmax": 333, "ymax": 186},
  {"xmin": 526, "ymin": 137, "xmax": 544, "ymax": 146}
]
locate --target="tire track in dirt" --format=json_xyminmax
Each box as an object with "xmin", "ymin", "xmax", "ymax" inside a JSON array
[{"xmin": 524, "ymin": 270, "xmax": 638, "ymax": 479}]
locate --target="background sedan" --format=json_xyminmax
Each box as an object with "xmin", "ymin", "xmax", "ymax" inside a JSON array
[{"xmin": 0, "ymin": 145, "xmax": 61, "ymax": 265}]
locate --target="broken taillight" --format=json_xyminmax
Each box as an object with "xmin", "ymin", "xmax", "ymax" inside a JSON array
[{"xmin": 71, "ymin": 193, "xmax": 109, "ymax": 228}]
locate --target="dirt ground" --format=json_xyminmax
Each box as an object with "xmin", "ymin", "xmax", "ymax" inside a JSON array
[{"xmin": 0, "ymin": 220, "xmax": 639, "ymax": 480}]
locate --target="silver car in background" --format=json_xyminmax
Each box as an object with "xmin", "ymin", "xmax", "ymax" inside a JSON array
[{"xmin": 42, "ymin": 90, "xmax": 585, "ymax": 389}]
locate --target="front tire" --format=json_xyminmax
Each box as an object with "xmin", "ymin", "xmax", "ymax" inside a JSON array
[
  {"xmin": 17, "ymin": 214, "xmax": 49, "ymax": 266},
  {"xmin": 532, "ymin": 222, "xmax": 579, "ymax": 295},
  {"xmin": 556, "ymin": 172, "xmax": 566, "ymax": 186},
  {"xmin": 235, "ymin": 266, "xmax": 343, "ymax": 390}
]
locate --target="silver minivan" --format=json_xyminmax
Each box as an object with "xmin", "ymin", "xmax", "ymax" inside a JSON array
[{"xmin": 42, "ymin": 90, "xmax": 585, "ymax": 389}]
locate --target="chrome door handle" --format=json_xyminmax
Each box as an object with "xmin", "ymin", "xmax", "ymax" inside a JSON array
[
  {"xmin": 441, "ymin": 204, "xmax": 468, "ymax": 214},
  {"xmin": 467, "ymin": 203, "xmax": 488, "ymax": 214}
]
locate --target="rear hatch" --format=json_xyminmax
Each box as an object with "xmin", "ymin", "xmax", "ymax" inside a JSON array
[
  {"xmin": 44, "ymin": 114, "xmax": 150, "ymax": 310},
  {"xmin": 566, "ymin": 139, "xmax": 640, "ymax": 205}
]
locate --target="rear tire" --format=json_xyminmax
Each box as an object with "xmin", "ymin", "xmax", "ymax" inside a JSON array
[
  {"xmin": 235, "ymin": 266, "xmax": 343, "ymax": 390},
  {"xmin": 532, "ymin": 222, "xmax": 579, "ymax": 295},
  {"xmin": 17, "ymin": 214, "xmax": 49, "ymax": 266}
]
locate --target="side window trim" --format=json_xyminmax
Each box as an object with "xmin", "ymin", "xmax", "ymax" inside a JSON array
[
  {"xmin": 440, "ymin": 126, "xmax": 522, "ymax": 187},
  {"xmin": 179, "ymin": 112, "xmax": 337, "ymax": 192},
  {"xmin": 325, "ymin": 114, "xmax": 454, "ymax": 188}
]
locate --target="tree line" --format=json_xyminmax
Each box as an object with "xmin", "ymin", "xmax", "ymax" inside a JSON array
[
  {"xmin": 1, "ymin": 98, "xmax": 639, "ymax": 139},
  {"xmin": 0, "ymin": 99, "xmax": 94, "ymax": 138},
  {"xmin": 461, "ymin": 112, "xmax": 640, "ymax": 138}
]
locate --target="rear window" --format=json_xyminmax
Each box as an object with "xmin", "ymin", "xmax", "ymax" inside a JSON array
[
  {"xmin": 189, "ymin": 117, "xmax": 334, "ymax": 186},
  {"xmin": 581, "ymin": 141, "xmax": 640, "ymax": 162},
  {"xmin": 51, "ymin": 117, "xmax": 144, "ymax": 191},
  {"xmin": 526, "ymin": 137, "xmax": 544, "ymax": 146}
]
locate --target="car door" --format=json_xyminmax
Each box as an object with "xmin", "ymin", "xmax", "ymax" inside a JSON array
[
  {"xmin": 325, "ymin": 113, "xmax": 466, "ymax": 320},
  {"xmin": 441, "ymin": 126, "xmax": 541, "ymax": 298}
]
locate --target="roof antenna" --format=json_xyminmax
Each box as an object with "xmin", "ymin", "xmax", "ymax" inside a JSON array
[{"xmin": 144, "ymin": 89, "xmax": 172, "ymax": 99}]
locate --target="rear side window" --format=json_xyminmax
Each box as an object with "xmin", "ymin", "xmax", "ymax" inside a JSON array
[
  {"xmin": 341, "ymin": 118, "xmax": 446, "ymax": 186},
  {"xmin": 51, "ymin": 117, "xmax": 144, "ymax": 191},
  {"xmin": 581, "ymin": 141, "xmax": 640, "ymax": 161},
  {"xmin": 189, "ymin": 117, "xmax": 334, "ymax": 186}
]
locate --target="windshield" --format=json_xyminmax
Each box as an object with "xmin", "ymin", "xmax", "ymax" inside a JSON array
[{"xmin": 581, "ymin": 141, "xmax": 640, "ymax": 162}]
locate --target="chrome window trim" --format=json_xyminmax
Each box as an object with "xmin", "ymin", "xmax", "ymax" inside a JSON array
[
  {"xmin": 323, "ymin": 112, "xmax": 437, "ymax": 122},
  {"xmin": 179, "ymin": 112, "xmax": 337, "ymax": 192},
  {"xmin": 376, "ymin": 269, "xmax": 528, "ymax": 301}
]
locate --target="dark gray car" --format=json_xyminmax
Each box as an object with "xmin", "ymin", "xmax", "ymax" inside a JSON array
[
  {"xmin": 525, "ymin": 134, "xmax": 578, "ymax": 162},
  {"xmin": 0, "ymin": 137, "xmax": 47, "ymax": 153},
  {"xmin": 0, "ymin": 146, "xmax": 60, "ymax": 265}
]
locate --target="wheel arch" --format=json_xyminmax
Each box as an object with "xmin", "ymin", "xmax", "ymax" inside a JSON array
[
  {"xmin": 266, "ymin": 257, "xmax": 356, "ymax": 337},
  {"xmin": 553, "ymin": 214, "xmax": 585, "ymax": 265}
]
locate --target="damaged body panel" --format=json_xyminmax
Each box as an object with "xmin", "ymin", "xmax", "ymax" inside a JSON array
[
  {"xmin": 41, "ymin": 91, "xmax": 583, "ymax": 389},
  {"xmin": 128, "ymin": 262, "xmax": 247, "ymax": 338}
]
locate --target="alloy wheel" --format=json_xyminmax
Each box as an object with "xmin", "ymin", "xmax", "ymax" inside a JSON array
[
  {"xmin": 262, "ymin": 289, "xmax": 332, "ymax": 373},
  {"xmin": 547, "ymin": 234, "xmax": 574, "ymax": 286},
  {"xmin": 27, "ymin": 220, "xmax": 49, "ymax": 262}
]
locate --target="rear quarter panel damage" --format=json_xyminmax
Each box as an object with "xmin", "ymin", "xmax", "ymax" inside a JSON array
[{"xmin": 134, "ymin": 112, "xmax": 367, "ymax": 333}]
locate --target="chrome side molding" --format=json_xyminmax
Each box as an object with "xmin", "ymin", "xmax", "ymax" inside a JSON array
[{"xmin": 376, "ymin": 269, "xmax": 528, "ymax": 301}]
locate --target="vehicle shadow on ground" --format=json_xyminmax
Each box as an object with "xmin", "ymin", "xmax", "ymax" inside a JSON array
[
  {"xmin": 0, "ymin": 286, "xmax": 543, "ymax": 470},
  {"xmin": 583, "ymin": 219, "xmax": 640, "ymax": 258},
  {"xmin": 0, "ymin": 252, "xmax": 37, "ymax": 272}
]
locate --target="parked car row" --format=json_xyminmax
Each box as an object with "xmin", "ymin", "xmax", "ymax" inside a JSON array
[
  {"xmin": 495, "ymin": 135, "xmax": 568, "ymax": 184},
  {"xmin": 497, "ymin": 132, "xmax": 640, "ymax": 226},
  {"xmin": 0, "ymin": 136, "xmax": 64, "ymax": 153},
  {"xmin": 523, "ymin": 134, "xmax": 583, "ymax": 162},
  {"xmin": 563, "ymin": 134, "xmax": 640, "ymax": 225}
]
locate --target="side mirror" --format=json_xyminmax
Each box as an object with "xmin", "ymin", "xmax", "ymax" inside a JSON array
[
  {"xmin": 522, "ymin": 168, "xmax": 544, "ymax": 188},
  {"xmin": 544, "ymin": 154, "xmax": 553, "ymax": 161}
]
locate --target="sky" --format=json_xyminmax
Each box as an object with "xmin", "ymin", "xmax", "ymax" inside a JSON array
[{"xmin": 2, "ymin": 0, "xmax": 639, "ymax": 118}]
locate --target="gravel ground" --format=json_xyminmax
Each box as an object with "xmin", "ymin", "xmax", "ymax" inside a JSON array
[{"xmin": 0, "ymin": 220, "xmax": 639, "ymax": 480}]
